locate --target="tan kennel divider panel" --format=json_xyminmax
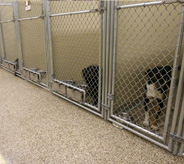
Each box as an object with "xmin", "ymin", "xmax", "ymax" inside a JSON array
[
  {"xmin": 0, "ymin": 2, "xmax": 19, "ymax": 73},
  {"xmin": 17, "ymin": 0, "xmax": 48, "ymax": 86},
  {"xmin": 107, "ymin": 0, "xmax": 184, "ymax": 153},
  {"xmin": 49, "ymin": 0, "xmax": 105, "ymax": 117}
]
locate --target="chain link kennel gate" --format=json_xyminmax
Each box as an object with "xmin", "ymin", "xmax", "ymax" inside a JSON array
[
  {"xmin": 0, "ymin": 2, "xmax": 19, "ymax": 73},
  {"xmin": 17, "ymin": 0, "xmax": 47, "ymax": 86},
  {"xmin": 49, "ymin": 0, "xmax": 104, "ymax": 116},
  {"xmin": 107, "ymin": 0, "xmax": 184, "ymax": 152}
]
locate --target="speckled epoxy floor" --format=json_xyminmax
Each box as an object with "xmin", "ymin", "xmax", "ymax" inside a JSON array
[{"xmin": 0, "ymin": 68, "xmax": 183, "ymax": 164}]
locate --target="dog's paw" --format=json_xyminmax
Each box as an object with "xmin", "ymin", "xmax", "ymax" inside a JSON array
[
  {"xmin": 143, "ymin": 120, "xmax": 149, "ymax": 126},
  {"xmin": 151, "ymin": 124, "xmax": 159, "ymax": 131}
]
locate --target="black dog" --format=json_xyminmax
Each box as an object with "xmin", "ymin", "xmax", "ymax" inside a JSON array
[
  {"xmin": 82, "ymin": 65, "xmax": 99, "ymax": 106},
  {"xmin": 143, "ymin": 65, "xmax": 172, "ymax": 130}
]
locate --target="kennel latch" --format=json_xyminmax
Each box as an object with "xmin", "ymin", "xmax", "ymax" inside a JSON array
[{"xmin": 169, "ymin": 133, "xmax": 184, "ymax": 143}]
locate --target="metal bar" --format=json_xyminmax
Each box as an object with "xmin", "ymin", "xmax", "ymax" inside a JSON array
[
  {"xmin": 0, "ymin": 15, "xmax": 6, "ymax": 60},
  {"xmin": 23, "ymin": 67, "xmax": 41, "ymax": 75},
  {"xmin": 16, "ymin": 73, "xmax": 50, "ymax": 91},
  {"xmin": 53, "ymin": 91, "xmax": 103, "ymax": 118},
  {"xmin": 4, "ymin": 59, "xmax": 16, "ymax": 65},
  {"xmin": 50, "ymin": 9, "xmax": 98, "ymax": 17},
  {"xmin": 101, "ymin": 1, "xmax": 107, "ymax": 119},
  {"xmin": 110, "ymin": 115, "xmax": 165, "ymax": 141},
  {"xmin": 111, "ymin": 0, "xmax": 118, "ymax": 117},
  {"xmin": 172, "ymin": 55, "xmax": 184, "ymax": 154},
  {"xmin": 98, "ymin": 1, "xmax": 103, "ymax": 113},
  {"xmin": 116, "ymin": 1, "xmax": 176, "ymax": 10},
  {"xmin": 0, "ymin": 2, "xmax": 13, "ymax": 6},
  {"xmin": 17, "ymin": 16, "xmax": 44, "ymax": 21},
  {"xmin": 166, "ymin": 4, "xmax": 184, "ymax": 150},
  {"xmin": 1, "ymin": 64, "xmax": 14, "ymax": 73},
  {"xmin": 47, "ymin": 0, "xmax": 54, "ymax": 91},
  {"xmin": 0, "ymin": 20, "xmax": 14, "ymax": 24},
  {"xmin": 102, "ymin": 1, "xmax": 110, "ymax": 119},
  {"xmin": 106, "ymin": 0, "xmax": 113, "ymax": 118},
  {"xmin": 42, "ymin": 0, "xmax": 49, "ymax": 87},
  {"xmin": 13, "ymin": 1, "xmax": 24, "ymax": 70},
  {"xmin": 104, "ymin": 1, "xmax": 111, "ymax": 119},
  {"xmin": 53, "ymin": 79, "xmax": 85, "ymax": 93},
  {"xmin": 84, "ymin": 102, "xmax": 98, "ymax": 111}
]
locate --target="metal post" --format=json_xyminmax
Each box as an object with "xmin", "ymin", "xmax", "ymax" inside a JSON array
[
  {"xmin": 172, "ymin": 52, "xmax": 184, "ymax": 155},
  {"xmin": 101, "ymin": 0, "xmax": 107, "ymax": 118},
  {"xmin": 0, "ymin": 15, "xmax": 6, "ymax": 62},
  {"xmin": 110, "ymin": 0, "xmax": 118, "ymax": 117},
  {"xmin": 107, "ymin": 1, "xmax": 116, "ymax": 119},
  {"xmin": 13, "ymin": 1, "xmax": 24, "ymax": 71},
  {"xmin": 42, "ymin": 0, "xmax": 49, "ymax": 86},
  {"xmin": 102, "ymin": 1, "xmax": 112, "ymax": 120},
  {"xmin": 167, "ymin": 3, "xmax": 184, "ymax": 151},
  {"xmin": 47, "ymin": 0, "xmax": 54, "ymax": 91},
  {"xmin": 98, "ymin": 0, "xmax": 103, "ymax": 113},
  {"xmin": 42, "ymin": 0, "xmax": 54, "ymax": 89}
]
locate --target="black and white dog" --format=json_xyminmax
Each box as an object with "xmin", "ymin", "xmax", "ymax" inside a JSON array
[
  {"xmin": 143, "ymin": 65, "xmax": 172, "ymax": 130},
  {"xmin": 82, "ymin": 65, "xmax": 99, "ymax": 106}
]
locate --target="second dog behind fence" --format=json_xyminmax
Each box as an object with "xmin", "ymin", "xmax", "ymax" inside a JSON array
[
  {"xmin": 82, "ymin": 65, "xmax": 99, "ymax": 106},
  {"xmin": 143, "ymin": 65, "xmax": 174, "ymax": 130}
]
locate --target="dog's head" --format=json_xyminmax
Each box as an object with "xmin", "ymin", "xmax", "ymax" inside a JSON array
[
  {"xmin": 82, "ymin": 65, "xmax": 99, "ymax": 85},
  {"xmin": 145, "ymin": 66, "xmax": 172, "ymax": 89}
]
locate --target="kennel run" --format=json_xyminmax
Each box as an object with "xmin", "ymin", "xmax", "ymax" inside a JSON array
[{"xmin": 0, "ymin": 0, "xmax": 184, "ymax": 156}]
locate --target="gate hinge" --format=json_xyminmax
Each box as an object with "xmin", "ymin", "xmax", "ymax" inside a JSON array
[
  {"xmin": 170, "ymin": 133, "xmax": 184, "ymax": 143},
  {"xmin": 107, "ymin": 93, "xmax": 115, "ymax": 100},
  {"xmin": 102, "ymin": 104, "xmax": 110, "ymax": 110},
  {"xmin": 98, "ymin": 7, "xmax": 106, "ymax": 14}
]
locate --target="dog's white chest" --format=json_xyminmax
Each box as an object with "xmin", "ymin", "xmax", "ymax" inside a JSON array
[{"xmin": 146, "ymin": 83, "xmax": 163, "ymax": 100}]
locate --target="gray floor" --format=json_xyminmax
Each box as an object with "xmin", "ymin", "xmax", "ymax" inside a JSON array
[{"xmin": 0, "ymin": 68, "xmax": 184, "ymax": 164}]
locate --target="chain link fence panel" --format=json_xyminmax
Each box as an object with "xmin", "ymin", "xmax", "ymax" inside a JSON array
[
  {"xmin": 17, "ymin": 0, "xmax": 47, "ymax": 84},
  {"xmin": 111, "ymin": 1, "xmax": 183, "ymax": 145},
  {"xmin": 19, "ymin": 19, "xmax": 46, "ymax": 71},
  {"xmin": 51, "ymin": 0, "xmax": 102, "ymax": 109},
  {"xmin": 0, "ymin": 4, "xmax": 18, "ymax": 63}
]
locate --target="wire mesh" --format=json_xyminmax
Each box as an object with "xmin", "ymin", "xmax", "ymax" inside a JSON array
[
  {"xmin": 1, "ymin": 22, "xmax": 19, "ymax": 62},
  {"xmin": 51, "ymin": 0, "xmax": 101, "ymax": 107},
  {"xmin": 113, "ymin": 2, "xmax": 182, "ymax": 139},
  {"xmin": 0, "ymin": 5, "xmax": 13, "ymax": 21},
  {"xmin": 19, "ymin": 19, "xmax": 46, "ymax": 71}
]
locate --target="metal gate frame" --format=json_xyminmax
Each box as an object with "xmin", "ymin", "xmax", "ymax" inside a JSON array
[
  {"xmin": 14, "ymin": 0, "xmax": 49, "ymax": 89},
  {"xmin": 170, "ymin": 49, "xmax": 184, "ymax": 155},
  {"xmin": 47, "ymin": 0, "xmax": 106, "ymax": 118},
  {"xmin": 106, "ymin": 0, "xmax": 184, "ymax": 155},
  {"xmin": 0, "ymin": 1, "xmax": 20, "ymax": 73}
]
